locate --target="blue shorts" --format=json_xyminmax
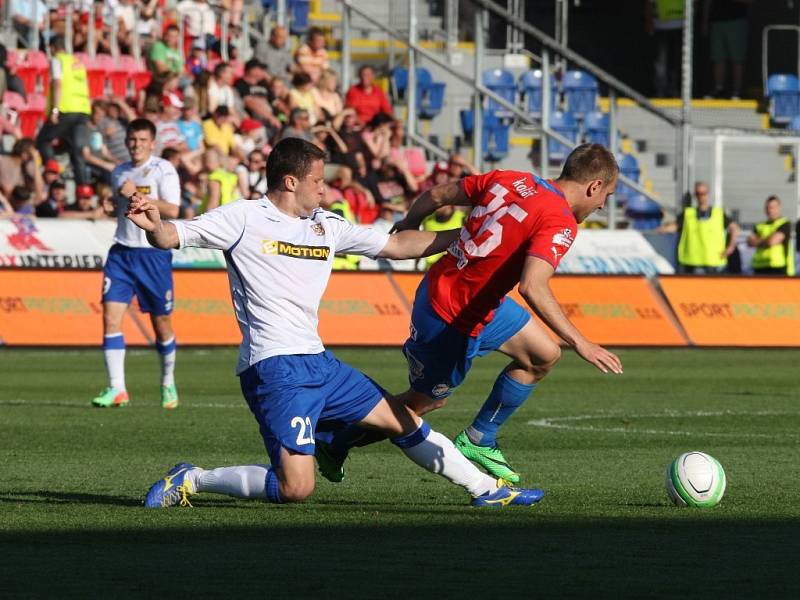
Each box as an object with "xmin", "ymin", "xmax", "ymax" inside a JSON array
[
  {"xmin": 403, "ymin": 277, "xmax": 530, "ymax": 399},
  {"xmin": 240, "ymin": 351, "xmax": 384, "ymax": 467},
  {"xmin": 102, "ymin": 244, "xmax": 174, "ymax": 316}
]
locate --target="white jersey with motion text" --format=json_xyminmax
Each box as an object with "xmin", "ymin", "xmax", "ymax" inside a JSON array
[
  {"xmin": 112, "ymin": 156, "xmax": 181, "ymax": 248},
  {"xmin": 173, "ymin": 198, "xmax": 390, "ymax": 374}
]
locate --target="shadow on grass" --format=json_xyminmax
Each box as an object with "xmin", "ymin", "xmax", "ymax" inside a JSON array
[
  {"xmin": 1, "ymin": 518, "xmax": 798, "ymax": 599},
  {"xmin": 0, "ymin": 490, "xmax": 142, "ymax": 507}
]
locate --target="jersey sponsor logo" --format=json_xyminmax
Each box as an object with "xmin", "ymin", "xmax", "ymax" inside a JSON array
[
  {"xmin": 136, "ymin": 186, "xmax": 152, "ymax": 195},
  {"xmin": 261, "ymin": 239, "xmax": 331, "ymax": 260},
  {"xmin": 431, "ymin": 383, "xmax": 450, "ymax": 398},
  {"xmin": 511, "ymin": 177, "xmax": 536, "ymax": 198},
  {"xmin": 310, "ymin": 223, "xmax": 325, "ymax": 236}
]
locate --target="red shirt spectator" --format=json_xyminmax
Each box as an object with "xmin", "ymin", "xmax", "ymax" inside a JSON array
[{"xmin": 345, "ymin": 65, "xmax": 393, "ymax": 127}]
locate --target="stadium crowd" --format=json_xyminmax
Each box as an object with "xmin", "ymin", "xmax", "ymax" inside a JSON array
[{"xmin": 0, "ymin": 1, "xmax": 480, "ymax": 269}]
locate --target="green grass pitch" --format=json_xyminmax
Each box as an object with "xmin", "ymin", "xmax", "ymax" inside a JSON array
[{"xmin": 1, "ymin": 347, "xmax": 799, "ymax": 599}]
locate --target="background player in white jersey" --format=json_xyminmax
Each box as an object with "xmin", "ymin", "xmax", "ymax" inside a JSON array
[
  {"xmin": 129, "ymin": 138, "xmax": 544, "ymax": 508},
  {"xmin": 92, "ymin": 119, "xmax": 182, "ymax": 409}
]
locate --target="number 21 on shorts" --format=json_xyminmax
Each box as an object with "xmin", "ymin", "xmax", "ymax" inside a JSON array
[{"xmin": 291, "ymin": 416, "xmax": 315, "ymax": 445}]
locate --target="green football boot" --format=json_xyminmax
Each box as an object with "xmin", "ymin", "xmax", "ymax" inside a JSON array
[
  {"xmin": 315, "ymin": 440, "xmax": 345, "ymax": 483},
  {"xmin": 161, "ymin": 384, "xmax": 179, "ymax": 409},
  {"xmin": 92, "ymin": 387, "xmax": 129, "ymax": 408},
  {"xmin": 454, "ymin": 430, "xmax": 520, "ymax": 483}
]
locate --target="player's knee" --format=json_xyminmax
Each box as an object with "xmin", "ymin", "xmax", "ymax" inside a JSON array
[
  {"xmin": 279, "ymin": 479, "xmax": 315, "ymax": 502},
  {"xmin": 527, "ymin": 343, "xmax": 561, "ymax": 379}
]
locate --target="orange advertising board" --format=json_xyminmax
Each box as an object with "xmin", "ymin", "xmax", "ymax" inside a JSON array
[
  {"xmin": 658, "ymin": 277, "xmax": 800, "ymax": 346},
  {"xmin": 0, "ymin": 270, "xmax": 412, "ymax": 346}
]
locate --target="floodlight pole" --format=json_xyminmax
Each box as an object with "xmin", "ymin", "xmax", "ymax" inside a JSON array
[{"xmin": 678, "ymin": 0, "xmax": 694, "ymax": 210}]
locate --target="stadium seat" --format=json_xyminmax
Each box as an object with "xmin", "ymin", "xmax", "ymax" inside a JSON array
[
  {"xmin": 766, "ymin": 74, "xmax": 800, "ymax": 124},
  {"xmin": 519, "ymin": 69, "xmax": 557, "ymax": 118},
  {"xmin": 547, "ymin": 110, "xmax": 578, "ymax": 160},
  {"xmin": 262, "ymin": 0, "xmax": 310, "ymax": 35},
  {"xmin": 18, "ymin": 93, "xmax": 46, "ymax": 138},
  {"xmin": 583, "ymin": 110, "xmax": 610, "ymax": 147},
  {"xmin": 415, "ymin": 67, "xmax": 445, "ymax": 120},
  {"xmin": 460, "ymin": 109, "xmax": 510, "ymax": 162},
  {"xmin": 483, "ymin": 68, "xmax": 517, "ymax": 117},
  {"xmin": 14, "ymin": 52, "xmax": 40, "ymax": 96},
  {"xmin": 563, "ymin": 69, "xmax": 598, "ymax": 118},
  {"xmin": 616, "ymin": 153, "xmax": 641, "ymax": 201},
  {"xmin": 625, "ymin": 193, "xmax": 663, "ymax": 230},
  {"xmin": 76, "ymin": 53, "xmax": 114, "ymax": 98},
  {"xmin": 110, "ymin": 55, "xmax": 140, "ymax": 98},
  {"xmin": 391, "ymin": 67, "xmax": 409, "ymax": 102},
  {"xmin": 3, "ymin": 91, "xmax": 25, "ymax": 112},
  {"xmin": 789, "ymin": 114, "xmax": 800, "ymax": 131}
]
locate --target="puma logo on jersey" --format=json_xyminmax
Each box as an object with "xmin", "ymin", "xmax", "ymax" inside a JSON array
[
  {"xmin": 551, "ymin": 228, "xmax": 574, "ymax": 249},
  {"xmin": 262, "ymin": 239, "xmax": 330, "ymax": 260}
]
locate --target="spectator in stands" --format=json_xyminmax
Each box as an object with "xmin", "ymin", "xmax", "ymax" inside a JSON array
[
  {"xmin": 199, "ymin": 147, "xmax": 239, "ymax": 212},
  {"xmin": 9, "ymin": 185, "xmax": 34, "ymax": 214},
  {"xmin": 36, "ymin": 178, "xmax": 67, "ymax": 217},
  {"xmin": 313, "ymin": 69, "xmax": 345, "ymax": 126},
  {"xmin": 234, "ymin": 58, "xmax": 283, "ymax": 134},
  {"xmin": 702, "ymin": 0, "xmax": 752, "ymax": 100},
  {"xmin": 177, "ymin": 96, "xmax": 205, "ymax": 152},
  {"xmin": 447, "ymin": 152, "xmax": 479, "ymax": 179},
  {"xmin": 36, "ymin": 35, "xmax": 92, "ymax": 186},
  {"xmin": 238, "ymin": 118, "xmax": 268, "ymax": 156},
  {"xmin": 236, "ymin": 148, "xmax": 268, "ymax": 199},
  {"xmin": 345, "ymin": 65, "xmax": 393, "ymax": 128},
  {"xmin": 150, "ymin": 24, "xmax": 185, "ymax": 77},
  {"xmin": 0, "ymin": 43, "xmax": 28, "ymax": 102},
  {"xmin": 155, "ymin": 94, "xmax": 188, "ymax": 154},
  {"xmin": 138, "ymin": 71, "xmax": 182, "ymax": 116},
  {"xmin": 162, "ymin": 147, "xmax": 199, "ymax": 219},
  {"xmin": 43, "ymin": 159, "xmax": 63, "ymax": 191},
  {"xmin": 747, "ymin": 195, "xmax": 795, "ymax": 276},
  {"xmin": 269, "ymin": 76, "xmax": 292, "ymax": 124},
  {"xmin": 100, "ymin": 98, "xmax": 136, "ymax": 164},
  {"xmin": 279, "ymin": 108, "xmax": 315, "ymax": 144},
  {"xmin": 192, "ymin": 70, "xmax": 212, "ymax": 116},
  {"xmin": 289, "ymin": 72, "xmax": 320, "ymax": 125},
  {"xmin": 10, "ymin": 0, "xmax": 47, "ymax": 48},
  {"xmin": 0, "ymin": 138, "xmax": 44, "ymax": 205},
  {"xmin": 136, "ymin": 0, "xmax": 161, "ymax": 44},
  {"xmin": 294, "ymin": 27, "xmax": 329, "ymax": 84},
  {"xmin": 362, "ymin": 112, "xmax": 393, "ymax": 170},
  {"xmin": 177, "ymin": 0, "xmax": 217, "ymax": 48},
  {"xmin": 645, "ymin": 0, "xmax": 684, "ymax": 97},
  {"xmin": 78, "ymin": 100, "xmax": 120, "ymax": 185},
  {"xmin": 203, "ymin": 105, "xmax": 240, "ymax": 157},
  {"xmin": 186, "ymin": 39, "xmax": 209, "ymax": 77},
  {"xmin": 664, "ymin": 181, "xmax": 740, "ymax": 274},
  {"xmin": 61, "ymin": 183, "xmax": 104, "ymax": 219},
  {"xmin": 208, "ymin": 62, "xmax": 241, "ymax": 123},
  {"xmin": 255, "ymin": 24, "xmax": 293, "ymax": 79}
]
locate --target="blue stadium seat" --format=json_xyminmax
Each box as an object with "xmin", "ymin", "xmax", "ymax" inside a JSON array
[
  {"xmin": 583, "ymin": 111, "xmax": 610, "ymax": 147},
  {"xmin": 616, "ymin": 153, "xmax": 641, "ymax": 201},
  {"xmin": 519, "ymin": 69, "xmax": 558, "ymax": 118},
  {"xmin": 625, "ymin": 193, "xmax": 663, "ymax": 230},
  {"xmin": 460, "ymin": 109, "xmax": 510, "ymax": 162},
  {"xmin": 483, "ymin": 68, "xmax": 517, "ymax": 116},
  {"xmin": 789, "ymin": 114, "xmax": 800, "ymax": 131},
  {"xmin": 767, "ymin": 74, "xmax": 800, "ymax": 124},
  {"xmin": 392, "ymin": 67, "xmax": 446, "ymax": 119},
  {"xmin": 547, "ymin": 110, "xmax": 578, "ymax": 160},
  {"xmin": 563, "ymin": 70, "xmax": 598, "ymax": 118},
  {"xmin": 261, "ymin": 0, "xmax": 309, "ymax": 35}
]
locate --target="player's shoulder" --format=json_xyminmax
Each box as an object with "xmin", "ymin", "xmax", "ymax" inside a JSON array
[
  {"xmin": 149, "ymin": 156, "xmax": 179, "ymax": 177},
  {"xmin": 111, "ymin": 161, "xmax": 134, "ymax": 178}
]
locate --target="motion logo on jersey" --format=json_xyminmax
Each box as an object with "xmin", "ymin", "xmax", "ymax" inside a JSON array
[
  {"xmin": 261, "ymin": 239, "xmax": 330, "ymax": 260},
  {"xmin": 136, "ymin": 186, "xmax": 152, "ymax": 196}
]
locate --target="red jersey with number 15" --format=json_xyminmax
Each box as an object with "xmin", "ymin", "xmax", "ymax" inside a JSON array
[{"xmin": 426, "ymin": 169, "xmax": 577, "ymax": 336}]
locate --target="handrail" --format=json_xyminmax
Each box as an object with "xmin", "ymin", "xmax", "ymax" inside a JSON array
[
  {"xmin": 408, "ymin": 131, "xmax": 449, "ymax": 160},
  {"xmin": 472, "ymin": 0, "xmax": 681, "ymax": 128}
]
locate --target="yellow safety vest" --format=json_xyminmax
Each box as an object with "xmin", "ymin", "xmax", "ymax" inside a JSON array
[
  {"xmin": 330, "ymin": 200, "xmax": 360, "ymax": 270},
  {"xmin": 49, "ymin": 53, "xmax": 91, "ymax": 115},
  {"xmin": 655, "ymin": 0, "xmax": 684, "ymax": 21},
  {"xmin": 677, "ymin": 206, "xmax": 727, "ymax": 268},
  {"xmin": 422, "ymin": 210, "xmax": 466, "ymax": 269},
  {"xmin": 752, "ymin": 218, "xmax": 795, "ymax": 275},
  {"xmin": 200, "ymin": 169, "xmax": 239, "ymax": 213}
]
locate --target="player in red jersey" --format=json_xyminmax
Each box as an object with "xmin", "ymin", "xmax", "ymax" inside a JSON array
[{"xmin": 317, "ymin": 144, "xmax": 624, "ymax": 484}]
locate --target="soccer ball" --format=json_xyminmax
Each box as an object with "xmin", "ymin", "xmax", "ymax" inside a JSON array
[{"xmin": 665, "ymin": 451, "xmax": 726, "ymax": 508}]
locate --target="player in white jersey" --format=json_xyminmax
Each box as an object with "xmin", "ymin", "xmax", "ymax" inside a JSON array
[
  {"xmin": 92, "ymin": 119, "xmax": 182, "ymax": 409},
  {"xmin": 132, "ymin": 138, "xmax": 545, "ymax": 508}
]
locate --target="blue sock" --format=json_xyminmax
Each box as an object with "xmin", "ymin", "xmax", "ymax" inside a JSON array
[
  {"xmin": 467, "ymin": 372, "xmax": 536, "ymax": 447},
  {"xmin": 265, "ymin": 467, "xmax": 281, "ymax": 504},
  {"xmin": 390, "ymin": 421, "xmax": 431, "ymax": 449}
]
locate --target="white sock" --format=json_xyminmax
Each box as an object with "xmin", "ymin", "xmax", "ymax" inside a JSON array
[
  {"xmin": 156, "ymin": 337, "xmax": 176, "ymax": 386},
  {"xmin": 194, "ymin": 465, "xmax": 270, "ymax": 499},
  {"xmin": 394, "ymin": 423, "xmax": 497, "ymax": 497},
  {"xmin": 103, "ymin": 334, "xmax": 126, "ymax": 391}
]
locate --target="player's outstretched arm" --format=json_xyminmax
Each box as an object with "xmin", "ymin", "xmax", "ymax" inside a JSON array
[
  {"xmin": 519, "ymin": 256, "xmax": 623, "ymax": 375},
  {"xmin": 125, "ymin": 195, "xmax": 180, "ymax": 249},
  {"xmin": 379, "ymin": 228, "xmax": 461, "ymax": 260},
  {"xmin": 392, "ymin": 181, "xmax": 470, "ymax": 232}
]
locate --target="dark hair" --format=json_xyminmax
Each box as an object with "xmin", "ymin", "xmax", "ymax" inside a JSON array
[
  {"xmin": 213, "ymin": 62, "xmax": 230, "ymax": 78},
  {"xmin": 49, "ymin": 35, "xmax": 66, "ymax": 52},
  {"xmin": 162, "ymin": 147, "xmax": 180, "ymax": 162},
  {"xmin": 358, "ymin": 64, "xmax": 374, "ymax": 77},
  {"xmin": 367, "ymin": 112, "xmax": 393, "ymax": 130},
  {"xmin": 266, "ymin": 138, "xmax": 326, "ymax": 190},
  {"xmin": 291, "ymin": 72, "xmax": 312, "ymax": 88},
  {"xmin": 307, "ymin": 27, "xmax": 325, "ymax": 41},
  {"xmin": 765, "ymin": 195, "xmax": 780, "ymax": 206},
  {"xmin": 165, "ymin": 24, "xmax": 179, "ymax": 34},
  {"xmin": 559, "ymin": 143, "xmax": 618, "ymax": 185},
  {"xmin": 11, "ymin": 185, "xmax": 31, "ymax": 203},
  {"xmin": 213, "ymin": 105, "xmax": 231, "ymax": 118},
  {"xmin": 126, "ymin": 118, "xmax": 157, "ymax": 139},
  {"xmin": 11, "ymin": 138, "xmax": 35, "ymax": 157}
]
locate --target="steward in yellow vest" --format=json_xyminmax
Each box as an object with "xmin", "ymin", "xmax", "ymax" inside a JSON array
[
  {"xmin": 676, "ymin": 183, "xmax": 740, "ymax": 274},
  {"xmin": 329, "ymin": 199, "xmax": 361, "ymax": 270},
  {"xmin": 747, "ymin": 195, "xmax": 795, "ymax": 276},
  {"xmin": 422, "ymin": 206, "xmax": 466, "ymax": 269}
]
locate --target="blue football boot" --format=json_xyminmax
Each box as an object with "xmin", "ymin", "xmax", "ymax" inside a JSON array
[
  {"xmin": 471, "ymin": 479, "xmax": 545, "ymax": 507},
  {"xmin": 144, "ymin": 462, "xmax": 197, "ymax": 508}
]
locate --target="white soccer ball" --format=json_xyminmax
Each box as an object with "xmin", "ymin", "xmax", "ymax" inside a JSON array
[{"xmin": 665, "ymin": 451, "xmax": 726, "ymax": 508}]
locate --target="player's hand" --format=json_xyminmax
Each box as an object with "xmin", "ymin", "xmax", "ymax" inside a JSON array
[
  {"xmin": 119, "ymin": 179, "xmax": 137, "ymax": 199},
  {"xmin": 125, "ymin": 195, "xmax": 162, "ymax": 232},
  {"xmin": 389, "ymin": 217, "xmax": 419, "ymax": 234},
  {"xmin": 574, "ymin": 340, "xmax": 623, "ymax": 375}
]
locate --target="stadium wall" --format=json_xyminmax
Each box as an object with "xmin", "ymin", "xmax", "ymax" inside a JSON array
[{"xmin": 2, "ymin": 270, "xmax": 800, "ymax": 347}]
